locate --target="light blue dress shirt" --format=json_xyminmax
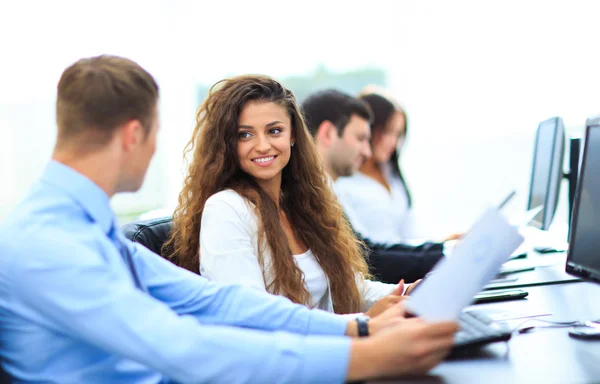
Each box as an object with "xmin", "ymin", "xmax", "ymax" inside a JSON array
[{"xmin": 0, "ymin": 161, "xmax": 351, "ymax": 383}]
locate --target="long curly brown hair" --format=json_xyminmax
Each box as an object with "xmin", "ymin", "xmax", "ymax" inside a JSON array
[{"xmin": 165, "ymin": 75, "xmax": 370, "ymax": 314}]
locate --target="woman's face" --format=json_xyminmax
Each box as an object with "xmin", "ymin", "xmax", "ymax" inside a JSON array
[
  {"xmin": 236, "ymin": 100, "xmax": 293, "ymax": 185},
  {"xmin": 371, "ymin": 111, "xmax": 406, "ymax": 163}
]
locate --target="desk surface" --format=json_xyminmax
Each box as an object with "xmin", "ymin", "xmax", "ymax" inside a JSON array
[
  {"xmin": 485, "ymin": 262, "xmax": 581, "ymax": 290},
  {"xmin": 485, "ymin": 253, "xmax": 580, "ymax": 290},
  {"xmin": 372, "ymin": 282, "xmax": 600, "ymax": 384}
]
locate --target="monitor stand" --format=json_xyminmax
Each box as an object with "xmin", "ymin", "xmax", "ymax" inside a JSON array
[
  {"xmin": 533, "ymin": 135, "xmax": 581, "ymax": 252},
  {"xmin": 563, "ymin": 136, "xmax": 581, "ymax": 241}
]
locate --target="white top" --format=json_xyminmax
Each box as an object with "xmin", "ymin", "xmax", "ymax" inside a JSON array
[
  {"xmin": 294, "ymin": 250, "xmax": 328, "ymax": 307},
  {"xmin": 199, "ymin": 189, "xmax": 397, "ymax": 313},
  {"xmin": 334, "ymin": 163, "xmax": 415, "ymax": 244}
]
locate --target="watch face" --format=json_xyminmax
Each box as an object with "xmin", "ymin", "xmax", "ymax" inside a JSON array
[{"xmin": 356, "ymin": 316, "xmax": 370, "ymax": 337}]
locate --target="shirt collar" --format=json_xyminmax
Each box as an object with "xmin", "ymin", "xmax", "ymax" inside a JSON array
[{"xmin": 40, "ymin": 160, "xmax": 114, "ymax": 235}]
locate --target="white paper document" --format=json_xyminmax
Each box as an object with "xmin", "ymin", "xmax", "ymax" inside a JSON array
[{"xmin": 404, "ymin": 208, "xmax": 525, "ymax": 322}]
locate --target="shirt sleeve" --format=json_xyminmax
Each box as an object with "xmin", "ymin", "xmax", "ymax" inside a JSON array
[
  {"xmin": 199, "ymin": 192, "xmax": 270, "ymax": 292},
  {"xmin": 9, "ymin": 233, "xmax": 351, "ymax": 384},
  {"xmin": 131, "ymin": 239, "xmax": 349, "ymax": 337},
  {"xmin": 363, "ymin": 239, "xmax": 445, "ymax": 283},
  {"xmin": 399, "ymin": 209, "xmax": 419, "ymax": 239},
  {"xmin": 333, "ymin": 183, "xmax": 371, "ymax": 239}
]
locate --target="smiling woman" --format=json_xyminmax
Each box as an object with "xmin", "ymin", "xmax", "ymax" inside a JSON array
[
  {"xmin": 236, "ymin": 101, "xmax": 294, "ymax": 200},
  {"xmin": 165, "ymin": 75, "xmax": 404, "ymax": 315}
]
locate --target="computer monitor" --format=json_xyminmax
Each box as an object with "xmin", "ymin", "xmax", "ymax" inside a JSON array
[
  {"xmin": 566, "ymin": 116, "xmax": 600, "ymax": 283},
  {"xmin": 527, "ymin": 117, "xmax": 565, "ymax": 230}
]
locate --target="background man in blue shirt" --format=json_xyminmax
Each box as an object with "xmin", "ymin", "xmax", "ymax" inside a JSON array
[
  {"xmin": 303, "ymin": 89, "xmax": 447, "ymax": 284},
  {"xmin": 0, "ymin": 55, "xmax": 457, "ymax": 383}
]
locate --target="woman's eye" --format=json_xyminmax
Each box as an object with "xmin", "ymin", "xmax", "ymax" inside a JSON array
[
  {"xmin": 270, "ymin": 128, "xmax": 282, "ymax": 135},
  {"xmin": 238, "ymin": 132, "xmax": 251, "ymax": 139}
]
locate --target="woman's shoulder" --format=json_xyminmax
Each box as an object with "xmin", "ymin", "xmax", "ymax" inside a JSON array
[{"xmin": 205, "ymin": 189, "xmax": 254, "ymax": 214}]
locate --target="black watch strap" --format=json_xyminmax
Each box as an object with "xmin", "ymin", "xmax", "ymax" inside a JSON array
[{"xmin": 356, "ymin": 316, "xmax": 370, "ymax": 337}]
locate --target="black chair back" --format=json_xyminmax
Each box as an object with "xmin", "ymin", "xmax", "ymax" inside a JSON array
[
  {"xmin": 0, "ymin": 362, "xmax": 11, "ymax": 383},
  {"xmin": 122, "ymin": 217, "xmax": 176, "ymax": 264}
]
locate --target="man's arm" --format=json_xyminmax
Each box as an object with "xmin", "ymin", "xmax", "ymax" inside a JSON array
[
  {"xmin": 363, "ymin": 238, "xmax": 445, "ymax": 284},
  {"xmin": 339, "ymin": 207, "xmax": 444, "ymax": 284},
  {"xmin": 129, "ymin": 239, "xmax": 352, "ymax": 336},
  {"xmin": 10, "ymin": 236, "xmax": 351, "ymax": 383},
  {"xmin": 347, "ymin": 318, "xmax": 458, "ymax": 380}
]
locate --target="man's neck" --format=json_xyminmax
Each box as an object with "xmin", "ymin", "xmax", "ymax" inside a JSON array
[
  {"xmin": 52, "ymin": 150, "xmax": 120, "ymax": 198},
  {"xmin": 325, "ymin": 163, "xmax": 339, "ymax": 182},
  {"xmin": 316, "ymin": 145, "xmax": 338, "ymax": 181},
  {"xmin": 360, "ymin": 158, "xmax": 380, "ymax": 174}
]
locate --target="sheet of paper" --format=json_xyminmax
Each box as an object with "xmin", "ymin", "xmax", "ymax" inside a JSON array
[{"xmin": 404, "ymin": 208, "xmax": 525, "ymax": 322}]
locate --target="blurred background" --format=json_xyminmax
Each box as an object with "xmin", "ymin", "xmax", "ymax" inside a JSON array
[{"xmin": 1, "ymin": 0, "xmax": 600, "ymax": 240}]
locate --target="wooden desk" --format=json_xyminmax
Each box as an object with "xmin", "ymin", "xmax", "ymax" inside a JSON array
[{"xmin": 372, "ymin": 282, "xmax": 600, "ymax": 384}]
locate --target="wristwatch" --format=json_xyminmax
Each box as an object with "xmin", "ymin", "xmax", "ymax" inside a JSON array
[{"xmin": 355, "ymin": 315, "xmax": 370, "ymax": 337}]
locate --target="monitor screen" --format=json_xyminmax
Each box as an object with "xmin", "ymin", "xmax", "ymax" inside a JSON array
[
  {"xmin": 566, "ymin": 122, "xmax": 600, "ymax": 282},
  {"xmin": 527, "ymin": 117, "xmax": 565, "ymax": 230}
]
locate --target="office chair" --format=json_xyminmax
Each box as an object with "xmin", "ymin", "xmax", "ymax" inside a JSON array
[
  {"xmin": 122, "ymin": 217, "xmax": 177, "ymax": 264},
  {"xmin": 0, "ymin": 361, "xmax": 11, "ymax": 384}
]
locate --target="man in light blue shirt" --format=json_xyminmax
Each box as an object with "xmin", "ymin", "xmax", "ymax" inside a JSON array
[{"xmin": 0, "ymin": 55, "xmax": 457, "ymax": 383}]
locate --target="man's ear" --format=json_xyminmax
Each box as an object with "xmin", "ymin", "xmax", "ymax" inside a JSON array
[
  {"xmin": 120, "ymin": 120, "xmax": 144, "ymax": 151},
  {"xmin": 316, "ymin": 120, "xmax": 338, "ymax": 147}
]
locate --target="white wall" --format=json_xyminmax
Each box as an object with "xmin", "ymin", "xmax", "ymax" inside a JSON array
[
  {"xmin": 1, "ymin": 0, "xmax": 599, "ymax": 239},
  {"xmin": 0, "ymin": 0, "xmax": 184, "ymax": 218},
  {"xmin": 389, "ymin": 0, "xmax": 600, "ymax": 239},
  {"xmin": 0, "ymin": 0, "xmax": 402, "ymax": 220}
]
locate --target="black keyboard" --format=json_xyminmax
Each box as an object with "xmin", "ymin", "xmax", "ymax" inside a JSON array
[{"xmin": 453, "ymin": 310, "xmax": 512, "ymax": 350}]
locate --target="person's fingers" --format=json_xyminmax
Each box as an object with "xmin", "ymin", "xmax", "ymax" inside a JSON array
[
  {"xmin": 385, "ymin": 295, "xmax": 404, "ymax": 304},
  {"xmin": 375, "ymin": 297, "xmax": 404, "ymax": 321},
  {"xmin": 392, "ymin": 279, "xmax": 405, "ymax": 296},
  {"xmin": 421, "ymin": 321, "xmax": 459, "ymax": 338},
  {"xmin": 400, "ymin": 317, "xmax": 425, "ymax": 326},
  {"xmin": 403, "ymin": 333, "xmax": 454, "ymax": 368},
  {"xmin": 420, "ymin": 335, "xmax": 456, "ymax": 354},
  {"xmin": 443, "ymin": 232, "xmax": 464, "ymax": 242},
  {"xmin": 405, "ymin": 279, "xmax": 422, "ymax": 295},
  {"xmin": 411, "ymin": 349, "xmax": 450, "ymax": 375}
]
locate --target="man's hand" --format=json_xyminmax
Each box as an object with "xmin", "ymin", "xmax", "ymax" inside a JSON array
[
  {"xmin": 364, "ymin": 294, "xmax": 404, "ymax": 318},
  {"xmin": 404, "ymin": 279, "xmax": 422, "ymax": 296},
  {"xmin": 347, "ymin": 318, "xmax": 459, "ymax": 380},
  {"xmin": 346, "ymin": 295, "xmax": 406, "ymax": 337},
  {"xmin": 367, "ymin": 297, "xmax": 407, "ymax": 335},
  {"xmin": 443, "ymin": 232, "xmax": 464, "ymax": 242},
  {"xmin": 365, "ymin": 280, "xmax": 405, "ymax": 318}
]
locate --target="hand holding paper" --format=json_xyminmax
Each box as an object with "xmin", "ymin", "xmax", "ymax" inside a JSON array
[{"xmin": 404, "ymin": 208, "xmax": 525, "ymax": 322}]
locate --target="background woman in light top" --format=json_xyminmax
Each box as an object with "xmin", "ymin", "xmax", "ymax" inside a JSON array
[
  {"xmin": 167, "ymin": 76, "xmax": 408, "ymax": 316},
  {"xmin": 334, "ymin": 87, "xmax": 415, "ymax": 245}
]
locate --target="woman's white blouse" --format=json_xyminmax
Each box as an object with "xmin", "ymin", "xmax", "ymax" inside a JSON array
[
  {"xmin": 293, "ymin": 250, "xmax": 328, "ymax": 308},
  {"xmin": 334, "ymin": 163, "xmax": 414, "ymax": 245},
  {"xmin": 199, "ymin": 189, "xmax": 396, "ymax": 312}
]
